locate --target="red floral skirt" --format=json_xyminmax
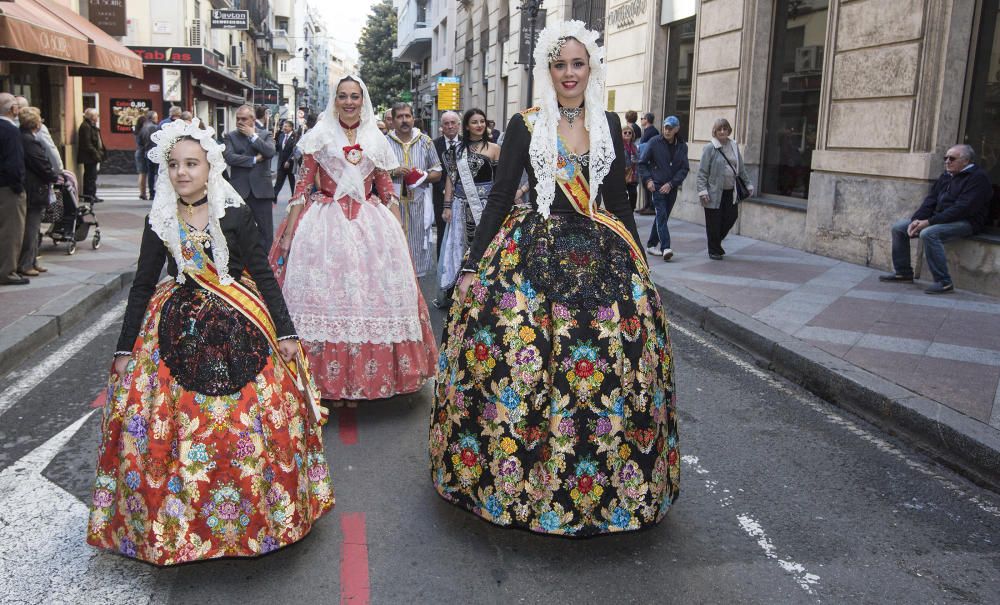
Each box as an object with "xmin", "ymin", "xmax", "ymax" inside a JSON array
[{"xmin": 87, "ymin": 281, "xmax": 334, "ymax": 565}]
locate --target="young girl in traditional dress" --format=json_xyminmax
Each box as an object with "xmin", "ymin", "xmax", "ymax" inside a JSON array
[
  {"xmin": 87, "ymin": 118, "xmax": 333, "ymax": 565},
  {"xmin": 269, "ymin": 75, "xmax": 437, "ymax": 407},
  {"xmin": 429, "ymin": 21, "xmax": 680, "ymax": 537}
]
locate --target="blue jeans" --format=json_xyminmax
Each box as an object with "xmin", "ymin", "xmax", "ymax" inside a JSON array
[
  {"xmin": 890, "ymin": 218, "xmax": 974, "ymax": 284},
  {"xmin": 647, "ymin": 189, "xmax": 678, "ymax": 250}
]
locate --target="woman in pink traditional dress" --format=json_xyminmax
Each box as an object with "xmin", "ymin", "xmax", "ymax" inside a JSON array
[{"xmin": 269, "ymin": 75, "xmax": 438, "ymax": 408}]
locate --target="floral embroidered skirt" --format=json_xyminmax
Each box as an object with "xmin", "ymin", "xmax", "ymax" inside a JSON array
[
  {"xmin": 429, "ymin": 208, "xmax": 680, "ymax": 537},
  {"xmin": 87, "ymin": 281, "xmax": 335, "ymax": 565}
]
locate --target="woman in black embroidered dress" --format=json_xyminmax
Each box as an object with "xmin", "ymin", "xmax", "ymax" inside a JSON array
[
  {"xmin": 438, "ymin": 108, "xmax": 500, "ymax": 295},
  {"xmin": 428, "ymin": 21, "xmax": 679, "ymax": 537}
]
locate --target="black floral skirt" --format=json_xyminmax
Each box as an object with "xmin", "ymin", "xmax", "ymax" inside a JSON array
[{"xmin": 429, "ymin": 208, "xmax": 680, "ymax": 537}]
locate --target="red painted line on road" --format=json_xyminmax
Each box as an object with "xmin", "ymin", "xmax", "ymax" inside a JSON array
[
  {"xmin": 338, "ymin": 408, "xmax": 359, "ymax": 445},
  {"xmin": 90, "ymin": 391, "xmax": 107, "ymax": 408},
  {"xmin": 340, "ymin": 512, "xmax": 370, "ymax": 604}
]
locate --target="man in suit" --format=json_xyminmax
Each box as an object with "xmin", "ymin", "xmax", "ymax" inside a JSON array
[
  {"xmin": 224, "ymin": 104, "xmax": 277, "ymax": 250},
  {"xmin": 77, "ymin": 108, "xmax": 106, "ymax": 201},
  {"xmin": 273, "ymin": 120, "xmax": 298, "ymax": 197},
  {"xmin": 0, "ymin": 92, "xmax": 28, "ymax": 285},
  {"xmin": 433, "ymin": 110, "xmax": 461, "ymax": 257}
]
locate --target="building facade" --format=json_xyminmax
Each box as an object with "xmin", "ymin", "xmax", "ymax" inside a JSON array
[
  {"xmin": 423, "ymin": 0, "xmax": 998, "ymax": 297},
  {"xmin": 605, "ymin": 0, "xmax": 999, "ymax": 297}
]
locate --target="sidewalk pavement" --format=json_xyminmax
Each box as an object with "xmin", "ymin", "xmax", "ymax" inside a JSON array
[
  {"xmin": 637, "ymin": 214, "xmax": 1000, "ymax": 487},
  {"xmin": 1, "ymin": 178, "xmax": 997, "ymax": 486},
  {"xmin": 0, "ymin": 175, "xmax": 147, "ymax": 376}
]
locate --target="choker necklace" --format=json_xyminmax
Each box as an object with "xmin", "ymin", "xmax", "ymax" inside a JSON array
[
  {"xmin": 178, "ymin": 196, "xmax": 208, "ymax": 218},
  {"xmin": 559, "ymin": 105, "xmax": 584, "ymax": 127},
  {"xmin": 339, "ymin": 118, "xmax": 360, "ymax": 131}
]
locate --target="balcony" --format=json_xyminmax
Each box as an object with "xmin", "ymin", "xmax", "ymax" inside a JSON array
[
  {"xmin": 393, "ymin": 0, "xmax": 432, "ymax": 63},
  {"xmin": 210, "ymin": 0, "xmax": 233, "ymax": 8},
  {"xmin": 272, "ymin": 29, "xmax": 290, "ymax": 53}
]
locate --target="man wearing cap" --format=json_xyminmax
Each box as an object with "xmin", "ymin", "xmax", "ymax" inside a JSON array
[{"xmin": 638, "ymin": 116, "xmax": 689, "ymax": 261}]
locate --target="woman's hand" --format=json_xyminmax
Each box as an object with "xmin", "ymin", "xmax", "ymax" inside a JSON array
[
  {"xmin": 442, "ymin": 207, "xmax": 452, "ymax": 222},
  {"xmin": 279, "ymin": 230, "xmax": 293, "ymax": 255},
  {"xmin": 113, "ymin": 355, "xmax": 130, "ymax": 379},
  {"xmin": 277, "ymin": 339, "xmax": 298, "ymax": 363},
  {"xmin": 456, "ymin": 272, "xmax": 476, "ymax": 301}
]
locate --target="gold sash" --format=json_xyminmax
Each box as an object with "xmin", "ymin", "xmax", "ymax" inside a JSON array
[
  {"xmin": 185, "ymin": 253, "xmax": 326, "ymax": 425},
  {"xmin": 520, "ymin": 108, "xmax": 649, "ymax": 275}
]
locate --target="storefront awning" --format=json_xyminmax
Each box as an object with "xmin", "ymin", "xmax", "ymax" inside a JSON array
[
  {"xmin": 197, "ymin": 82, "xmax": 245, "ymax": 105},
  {"xmin": 0, "ymin": 0, "xmax": 89, "ymax": 65},
  {"xmin": 34, "ymin": 0, "xmax": 143, "ymax": 79}
]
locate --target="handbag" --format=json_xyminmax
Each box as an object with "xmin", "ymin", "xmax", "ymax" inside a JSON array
[{"xmin": 716, "ymin": 146, "xmax": 751, "ymax": 202}]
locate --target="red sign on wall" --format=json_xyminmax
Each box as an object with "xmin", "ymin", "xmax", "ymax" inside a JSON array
[{"xmin": 128, "ymin": 46, "xmax": 204, "ymax": 66}]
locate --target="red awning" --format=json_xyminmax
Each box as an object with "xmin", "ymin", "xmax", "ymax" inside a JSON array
[
  {"xmin": 0, "ymin": 0, "xmax": 89, "ymax": 65},
  {"xmin": 32, "ymin": 0, "xmax": 143, "ymax": 79}
]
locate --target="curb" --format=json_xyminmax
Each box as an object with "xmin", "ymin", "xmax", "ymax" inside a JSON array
[
  {"xmin": 0, "ymin": 269, "xmax": 135, "ymax": 377},
  {"xmin": 659, "ymin": 283, "xmax": 1000, "ymax": 491}
]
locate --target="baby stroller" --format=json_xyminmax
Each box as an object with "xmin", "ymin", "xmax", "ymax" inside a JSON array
[{"xmin": 40, "ymin": 170, "xmax": 101, "ymax": 255}]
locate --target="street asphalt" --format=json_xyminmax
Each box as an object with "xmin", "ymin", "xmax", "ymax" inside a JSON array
[{"xmin": 0, "ymin": 272, "xmax": 998, "ymax": 604}]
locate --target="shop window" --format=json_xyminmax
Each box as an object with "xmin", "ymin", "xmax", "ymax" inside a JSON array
[
  {"xmin": 760, "ymin": 0, "xmax": 828, "ymax": 201},
  {"xmin": 965, "ymin": 0, "xmax": 1000, "ymax": 231},
  {"xmin": 662, "ymin": 17, "xmax": 695, "ymax": 143}
]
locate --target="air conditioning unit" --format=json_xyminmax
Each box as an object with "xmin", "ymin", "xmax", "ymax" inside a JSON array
[
  {"xmin": 190, "ymin": 19, "xmax": 202, "ymax": 47},
  {"xmin": 794, "ymin": 45, "xmax": 821, "ymax": 73}
]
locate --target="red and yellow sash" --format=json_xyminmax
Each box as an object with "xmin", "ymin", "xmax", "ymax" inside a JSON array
[
  {"xmin": 556, "ymin": 174, "xmax": 649, "ymax": 275},
  {"xmin": 185, "ymin": 255, "xmax": 326, "ymax": 425},
  {"xmin": 520, "ymin": 108, "xmax": 649, "ymax": 275}
]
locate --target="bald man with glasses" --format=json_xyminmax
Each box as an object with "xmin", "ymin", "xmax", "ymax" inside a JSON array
[{"xmin": 880, "ymin": 144, "xmax": 992, "ymax": 294}]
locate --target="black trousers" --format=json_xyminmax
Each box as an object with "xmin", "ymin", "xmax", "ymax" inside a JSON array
[
  {"xmin": 434, "ymin": 194, "xmax": 446, "ymax": 257},
  {"xmin": 82, "ymin": 162, "xmax": 99, "ymax": 198},
  {"xmin": 704, "ymin": 189, "xmax": 738, "ymax": 255},
  {"xmin": 246, "ymin": 196, "xmax": 276, "ymax": 252},
  {"xmin": 625, "ymin": 182, "xmax": 638, "ymax": 211},
  {"xmin": 274, "ymin": 164, "xmax": 296, "ymax": 197}
]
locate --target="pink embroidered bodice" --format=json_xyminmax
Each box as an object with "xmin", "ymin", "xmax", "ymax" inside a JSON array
[{"xmin": 290, "ymin": 154, "xmax": 396, "ymax": 220}]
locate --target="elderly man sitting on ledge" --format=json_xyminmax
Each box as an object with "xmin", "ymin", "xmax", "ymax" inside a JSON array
[{"xmin": 879, "ymin": 144, "xmax": 992, "ymax": 294}]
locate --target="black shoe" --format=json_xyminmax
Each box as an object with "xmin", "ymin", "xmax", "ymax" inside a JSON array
[
  {"xmin": 0, "ymin": 273, "xmax": 29, "ymax": 285},
  {"xmin": 708, "ymin": 253, "xmax": 723, "ymax": 260},
  {"xmin": 878, "ymin": 273, "xmax": 914, "ymax": 283},
  {"xmin": 924, "ymin": 282, "xmax": 954, "ymax": 294}
]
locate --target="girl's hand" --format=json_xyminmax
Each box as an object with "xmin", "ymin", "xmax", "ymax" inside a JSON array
[
  {"xmin": 456, "ymin": 273, "xmax": 476, "ymax": 301},
  {"xmin": 278, "ymin": 339, "xmax": 298, "ymax": 363},
  {"xmin": 442, "ymin": 208, "xmax": 452, "ymax": 222},
  {"xmin": 279, "ymin": 231, "xmax": 293, "ymax": 255},
  {"xmin": 113, "ymin": 355, "xmax": 130, "ymax": 379}
]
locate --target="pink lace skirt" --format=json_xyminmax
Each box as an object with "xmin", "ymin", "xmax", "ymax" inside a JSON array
[{"xmin": 275, "ymin": 197, "xmax": 438, "ymax": 401}]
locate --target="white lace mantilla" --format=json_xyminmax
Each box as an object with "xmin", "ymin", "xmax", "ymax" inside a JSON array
[{"xmin": 529, "ymin": 20, "xmax": 615, "ymax": 219}]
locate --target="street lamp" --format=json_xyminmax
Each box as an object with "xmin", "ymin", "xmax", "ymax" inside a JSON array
[{"xmin": 521, "ymin": 0, "xmax": 544, "ymax": 105}]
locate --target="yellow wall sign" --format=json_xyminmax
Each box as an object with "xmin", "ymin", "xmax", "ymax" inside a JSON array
[{"xmin": 437, "ymin": 76, "xmax": 461, "ymax": 111}]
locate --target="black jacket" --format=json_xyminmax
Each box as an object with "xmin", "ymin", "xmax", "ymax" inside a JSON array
[
  {"xmin": 637, "ymin": 134, "xmax": 689, "ymax": 191},
  {"xmin": 640, "ymin": 124, "xmax": 658, "ymax": 144},
  {"xmin": 0, "ymin": 118, "xmax": 24, "ymax": 193},
  {"xmin": 77, "ymin": 118, "xmax": 105, "ymax": 164},
  {"xmin": 433, "ymin": 135, "xmax": 461, "ymax": 205},
  {"xmin": 116, "ymin": 204, "xmax": 296, "ymax": 352},
  {"xmin": 912, "ymin": 165, "xmax": 992, "ymax": 233},
  {"xmin": 21, "ymin": 130, "xmax": 58, "ymax": 208},
  {"xmin": 462, "ymin": 111, "xmax": 641, "ymax": 272},
  {"xmin": 276, "ymin": 131, "xmax": 298, "ymax": 166}
]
